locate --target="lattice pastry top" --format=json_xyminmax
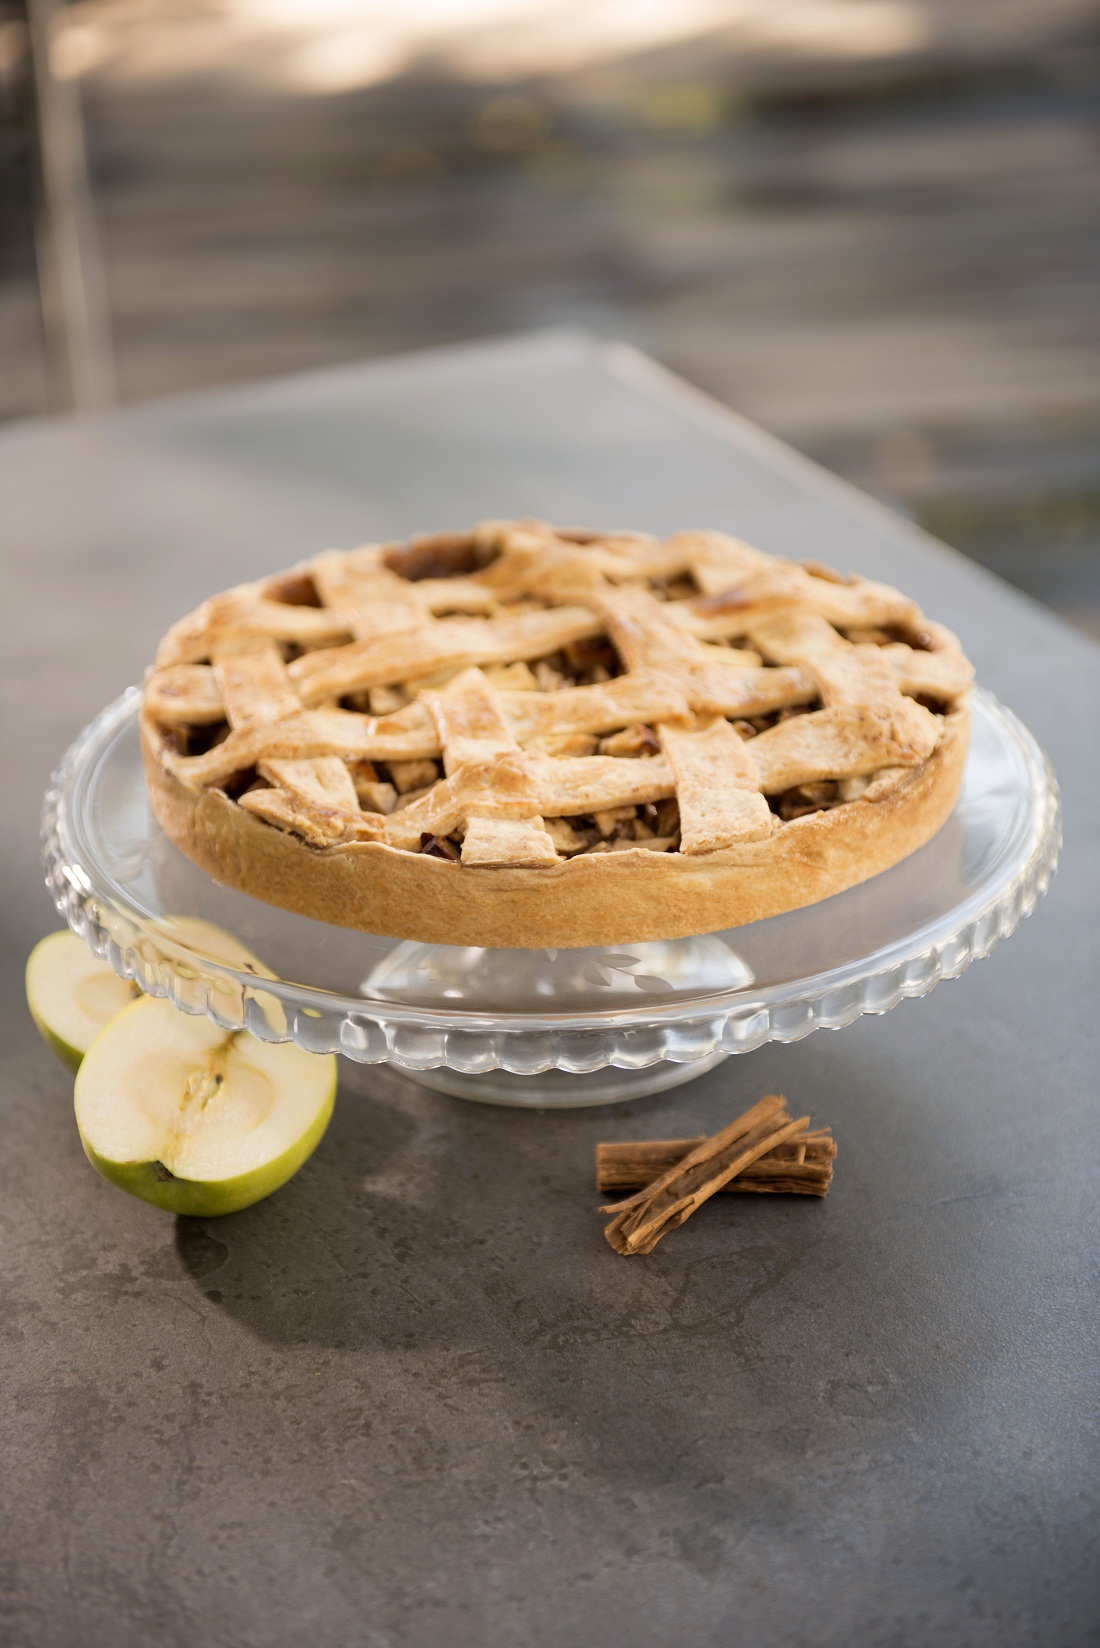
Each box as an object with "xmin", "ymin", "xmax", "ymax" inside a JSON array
[{"xmin": 141, "ymin": 521, "xmax": 974, "ymax": 947}]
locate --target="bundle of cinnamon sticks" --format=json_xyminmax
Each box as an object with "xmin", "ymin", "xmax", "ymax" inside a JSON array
[{"xmin": 598, "ymin": 1093, "xmax": 835, "ymax": 1256}]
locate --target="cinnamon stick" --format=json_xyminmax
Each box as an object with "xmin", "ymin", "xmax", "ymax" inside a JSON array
[
  {"xmin": 597, "ymin": 1129, "xmax": 835, "ymax": 1197},
  {"xmin": 599, "ymin": 1095, "xmax": 830, "ymax": 1256}
]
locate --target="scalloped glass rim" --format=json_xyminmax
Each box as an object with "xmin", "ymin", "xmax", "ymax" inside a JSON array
[{"xmin": 41, "ymin": 686, "xmax": 1060, "ymax": 1074}]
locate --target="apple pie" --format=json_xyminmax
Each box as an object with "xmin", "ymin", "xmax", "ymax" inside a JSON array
[{"xmin": 141, "ymin": 521, "xmax": 973, "ymax": 946}]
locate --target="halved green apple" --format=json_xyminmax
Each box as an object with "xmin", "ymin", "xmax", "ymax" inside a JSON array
[
  {"xmin": 26, "ymin": 930, "xmax": 141, "ymax": 1070},
  {"xmin": 153, "ymin": 916, "xmax": 287, "ymax": 1034},
  {"xmin": 74, "ymin": 996, "xmax": 336, "ymax": 1216},
  {"xmin": 154, "ymin": 915, "xmax": 270, "ymax": 974}
]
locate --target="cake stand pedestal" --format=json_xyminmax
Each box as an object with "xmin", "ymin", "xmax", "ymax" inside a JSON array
[{"xmin": 42, "ymin": 687, "xmax": 1059, "ymax": 1107}]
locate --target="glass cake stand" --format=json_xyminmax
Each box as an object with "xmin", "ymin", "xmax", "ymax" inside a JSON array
[{"xmin": 41, "ymin": 687, "xmax": 1059, "ymax": 1107}]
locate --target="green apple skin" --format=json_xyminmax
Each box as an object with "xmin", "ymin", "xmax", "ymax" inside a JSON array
[
  {"xmin": 29, "ymin": 1010, "xmax": 84, "ymax": 1074},
  {"xmin": 77, "ymin": 1081, "xmax": 336, "ymax": 1217}
]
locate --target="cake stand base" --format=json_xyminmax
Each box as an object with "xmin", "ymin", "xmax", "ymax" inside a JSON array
[{"xmin": 396, "ymin": 1050, "xmax": 729, "ymax": 1107}]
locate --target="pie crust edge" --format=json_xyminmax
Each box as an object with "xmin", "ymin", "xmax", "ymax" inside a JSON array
[{"xmin": 141, "ymin": 702, "xmax": 969, "ymax": 949}]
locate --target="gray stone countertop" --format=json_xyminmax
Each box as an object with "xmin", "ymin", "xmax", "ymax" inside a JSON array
[{"xmin": 2, "ymin": 332, "xmax": 1097, "ymax": 1648}]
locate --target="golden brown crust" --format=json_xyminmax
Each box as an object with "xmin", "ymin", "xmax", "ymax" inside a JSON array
[
  {"xmin": 141, "ymin": 521, "xmax": 975, "ymax": 946},
  {"xmin": 142, "ymin": 700, "xmax": 970, "ymax": 948}
]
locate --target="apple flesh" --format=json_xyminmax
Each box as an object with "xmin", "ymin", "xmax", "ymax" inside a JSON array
[
  {"xmin": 155, "ymin": 915, "xmax": 273, "ymax": 977},
  {"xmin": 74, "ymin": 996, "xmax": 336, "ymax": 1216},
  {"xmin": 27, "ymin": 922, "xmax": 281, "ymax": 1074},
  {"xmin": 155, "ymin": 916, "xmax": 287, "ymax": 1034},
  {"xmin": 26, "ymin": 930, "xmax": 140, "ymax": 1070}
]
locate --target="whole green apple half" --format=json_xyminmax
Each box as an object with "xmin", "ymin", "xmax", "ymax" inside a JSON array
[
  {"xmin": 74, "ymin": 996, "xmax": 336, "ymax": 1216},
  {"xmin": 26, "ymin": 930, "xmax": 140, "ymax": 1070}
]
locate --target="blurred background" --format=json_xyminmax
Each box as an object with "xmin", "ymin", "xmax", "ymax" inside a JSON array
[{"xmin": 2, "ymin": 0, "xmax": 1098, "ymax": 632}]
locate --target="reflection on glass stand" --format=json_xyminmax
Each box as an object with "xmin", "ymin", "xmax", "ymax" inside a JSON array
[{"xmin": 363, "ymin": 936, "xmax": 755, "ymax": 1010}]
